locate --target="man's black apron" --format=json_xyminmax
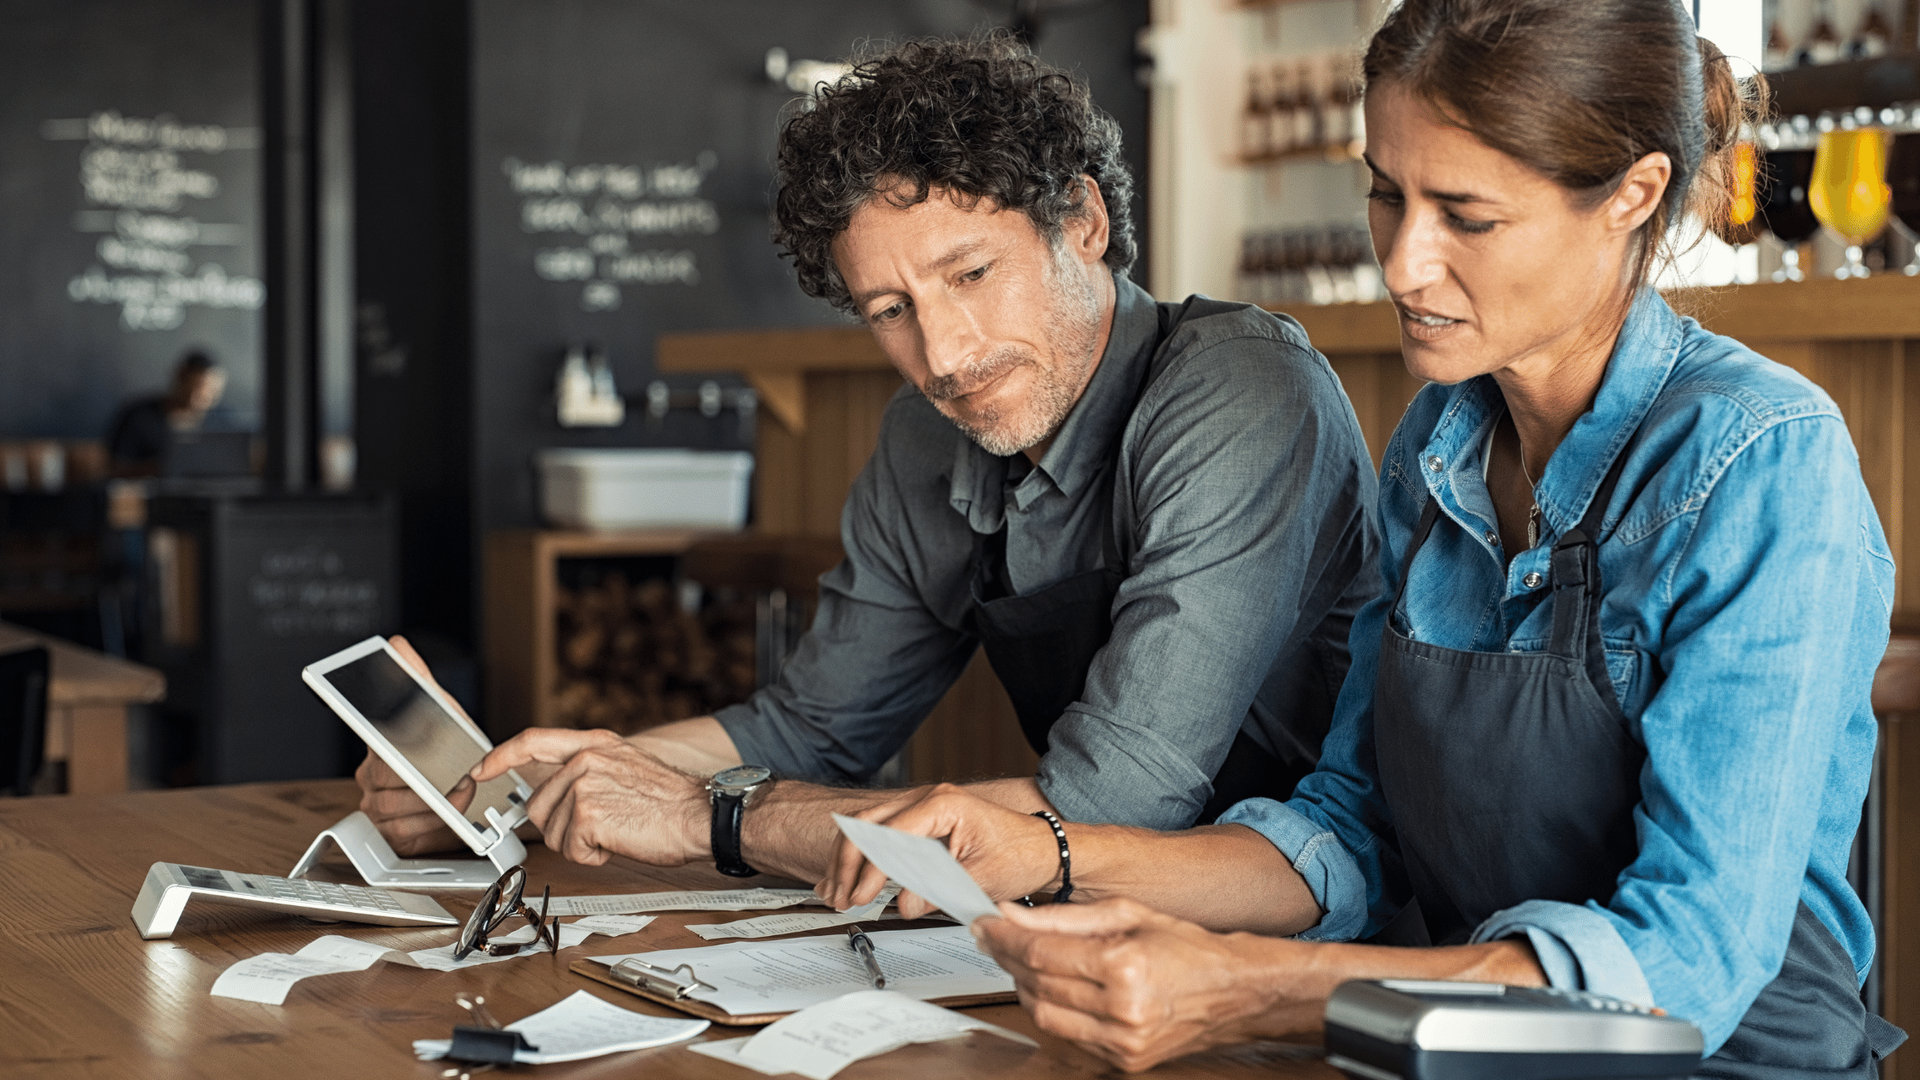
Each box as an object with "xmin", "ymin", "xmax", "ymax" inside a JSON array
[
  {"xmin": 1373, "ymin": 450, "xmax": 1904, "ymax": 1077},
  {"xmin": 965, "ymin": 298, "xmax": 1313, "ymax": 824}
]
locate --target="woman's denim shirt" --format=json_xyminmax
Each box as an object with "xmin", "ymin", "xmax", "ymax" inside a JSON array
[{"xmin": 1224, "ymin": 288, "xmax": 1894, "ymax": 1053}]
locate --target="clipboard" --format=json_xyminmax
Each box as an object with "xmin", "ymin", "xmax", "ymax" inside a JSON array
[{"xmin": 569, "ymin": 956, "xmax": 1018, "ymax": 1026}]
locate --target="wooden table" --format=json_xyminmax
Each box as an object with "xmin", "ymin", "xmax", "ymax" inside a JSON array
[
  {"xmin": 0, "ymin": 620, "xmax": 164, "ymax": 794},
  {"xmin": 0, "ymin": 780, "xmax": 1335, "ymax": 1079}
]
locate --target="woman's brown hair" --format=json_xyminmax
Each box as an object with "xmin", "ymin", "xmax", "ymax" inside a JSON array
[{"xmin": 1362, "ymin": 0, "xmax": 1765, "ymax": 291}]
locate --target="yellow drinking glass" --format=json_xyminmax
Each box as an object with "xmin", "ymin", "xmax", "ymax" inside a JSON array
[{"xmin": 1809, "ymin": 128, "xmax": 1892, "ymax": 278}]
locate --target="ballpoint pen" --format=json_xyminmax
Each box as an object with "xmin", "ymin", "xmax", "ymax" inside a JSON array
[{"xmin": 847, "ymin": 924, "xmax": 886, "ymax": 989}]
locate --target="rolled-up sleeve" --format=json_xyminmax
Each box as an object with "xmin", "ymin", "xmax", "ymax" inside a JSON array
[
  {"xmin": 1219, "ymin": 796, "xmax": 1371, "ymax": 941},
  {"xmin": 1471, "ymin": 900, "xmax": 1654, "ymax": 1006},
  {"xmin": 1040, "ymin": 337, "xmax": 1378, "ymax": 828}
]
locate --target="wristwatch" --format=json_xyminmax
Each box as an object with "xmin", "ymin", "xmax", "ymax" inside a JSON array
[{"xmin": 706, "ymin": 765, "xmax": 773, "ymax": 878}]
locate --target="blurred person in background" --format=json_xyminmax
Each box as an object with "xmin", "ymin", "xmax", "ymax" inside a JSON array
[{"xmin": 106, "ymin": 349, "xmax": 227, "ymax": 477}]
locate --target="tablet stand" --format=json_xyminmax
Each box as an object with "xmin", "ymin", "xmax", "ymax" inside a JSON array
[{"xmin": 290, "ymin": 811, "xmax": 525, "ymax": 890}]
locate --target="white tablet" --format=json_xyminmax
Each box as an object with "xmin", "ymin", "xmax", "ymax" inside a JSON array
[{"xmin": 302, "ymin": 636, "xmax": 534, "ymax": 859}]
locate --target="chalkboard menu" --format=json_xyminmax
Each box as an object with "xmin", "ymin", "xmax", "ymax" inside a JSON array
[
  {"xmin": 468, "ymin": 0, "xmax": 1149, "ymax": 531},
  {"xmin": 0, "ymin": 0, "xmax": 262, "ymax": 440}
]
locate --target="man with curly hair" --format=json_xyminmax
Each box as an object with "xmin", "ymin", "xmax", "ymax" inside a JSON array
[{"xmin": 356, "ymin": 34, "xmax": 1379, "ymax": 887}]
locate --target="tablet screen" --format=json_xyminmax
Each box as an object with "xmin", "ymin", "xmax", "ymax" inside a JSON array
[{"xmin": 323, "ymin": 649, "xmax": 521, "ymax": 828}]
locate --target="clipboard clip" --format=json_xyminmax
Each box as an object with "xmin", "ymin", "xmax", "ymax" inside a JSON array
[{"xmin": 609, "ymin": 958, "xmax": 719, "ymax": 1000}]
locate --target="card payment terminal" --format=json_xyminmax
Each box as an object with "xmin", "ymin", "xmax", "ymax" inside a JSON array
[{"xmin": 1325, "ymin": 979, "xmax": 1703, "ymax": 1080}]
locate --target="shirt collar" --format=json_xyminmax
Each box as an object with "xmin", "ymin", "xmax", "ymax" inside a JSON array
[
  {"xmin": 1421, "ymin": 288, "xmax": 1684, "ymax": 536},
  {"xmin": 948, "ymin": 274, "xmax": 1159, "ymax": 527}
]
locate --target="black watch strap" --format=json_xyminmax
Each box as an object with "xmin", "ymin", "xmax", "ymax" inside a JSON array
[{"xmin": 711, "ymin": 790, "xmax": 757, "ymax": 877}]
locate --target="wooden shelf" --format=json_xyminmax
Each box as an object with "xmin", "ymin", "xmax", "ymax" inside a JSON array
[
  {"xmin": 483, "ymin": 528, "xmax": 720, "ymax": 736},
  {"xmin": 1274, "ymin": 274, "xmax": 1920, "ymax": 355},
  {"xmin": 1240, "ymin": 142, "xmax": 1361, "ymax": 168}
]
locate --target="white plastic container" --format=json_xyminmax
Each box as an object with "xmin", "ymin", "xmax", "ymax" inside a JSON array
[{"xmin": 537, "ymin": 448, "xmax": 753, "ymax": 530}]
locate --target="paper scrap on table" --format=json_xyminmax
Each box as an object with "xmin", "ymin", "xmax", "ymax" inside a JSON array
[
  {"xmin": 413, "ymin": 989, "xmax": 708, "ymax": 1063},
  {"xmin": 689, "ymin": 990, "xmax": 1036, "ymax": 1080},
  {"xmin": 831, "ymin": 815, "xmax": 999, "ymax": 926},
  {"xmin": 588, "ymin": 924, "xmax": 1012, "ymax": 1016},
  {"xmin": 541, "ymin": 888, "xmax": 820, "ymax": 917},
  {"xmin": 211, "ymin": 935, "xmax": 420, "ymax": 1005},
  {"xmin": 407, "ymin": 921, "xmax": 596, "ymax": 971},
  {"xmin": 686, "ymin": 911, "xmax": 910, "ymax": 942},
  {"xmin": 571, "ymin": 913, "xmax": 656, "ymax": 937},
  {"xmin": 686, "ymin": 885, "xmax": 904, "ymax": 941}
]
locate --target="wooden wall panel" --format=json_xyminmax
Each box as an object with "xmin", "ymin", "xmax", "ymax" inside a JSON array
[
  {"xmin": 1906, "ymin": 342, "xmax": 1920, "ymax": 621},
  {"xmin": 1763, "ymin": 339, "xmax": 1915, "ymax": 621}
]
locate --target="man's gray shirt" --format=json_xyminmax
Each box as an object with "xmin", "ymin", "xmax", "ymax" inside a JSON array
[{"xmin": 716, "ymin": 276, "xmax": 1381, "ymax": 829}]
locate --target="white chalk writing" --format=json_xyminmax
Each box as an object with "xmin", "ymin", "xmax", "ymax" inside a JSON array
[
  {"xmin": 502, "ymin": 151, "xmax": 716, "ymax": 311},
  {"xmin": 48, "ymin": 110, "xmax": 263, "ymax": 331}
]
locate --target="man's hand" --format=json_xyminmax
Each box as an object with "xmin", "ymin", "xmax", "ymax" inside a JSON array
[
  {"xmin": 354, "ymin": 635, "xmax": 476, "ymax": 855},
  {"xmin": 972, "ymin": 899, "xmax": 1320, "ymax": 1072},
  {"xmin": 469, "ymin": 728, "xmax": 709, "ymax": 867},
  {"xmin": 817, "ymin": 783, "xmax": 1061, "ymax": 918}
]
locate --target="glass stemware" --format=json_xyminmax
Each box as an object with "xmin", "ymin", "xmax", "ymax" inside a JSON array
[
  {"xmin": 1809, "ymin": 128, "xmax": 1893, "ymax": 279},
  {"xmin": 1888, "ymin": 123, "xmax": 1920, "ymax": 276},
  {"xmin": 1758, "ymin": 142, "xmax": 1820, "ymax": 282}
]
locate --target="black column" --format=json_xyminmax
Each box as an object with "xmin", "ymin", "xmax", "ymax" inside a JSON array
[
  {"xmin": 350, "ymin": 0, "xmax": 476, "ymax": 651},
  {"xmin": 260, "ymin": 0, "xmax": 321, "ymax": 491}
]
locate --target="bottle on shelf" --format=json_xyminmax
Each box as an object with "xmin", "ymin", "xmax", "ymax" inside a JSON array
[
  {"xmin": 1291, "ymin": 60, "xmax": 1321, "ymax": 156},
  {"xmin": 1242, "ymin": 68, "xmax": 1272, "ymax": 161},
  {"xmin": 1238, "ymin": 224, "xmax": 1384, "ymax": 308},
  {"xmin": 1851, "ymin": 3, "xmax": 1892, "ymax": 60},
  {"xmin": 1763, "ymin": 16, "xmax": 1794, "ymax": 72},
  {"xmin": 1266, "ymin": 63, "xmax": 1299, "ymax": 158},
  {"xmin": 1316, "ymin": 56, "xmax": 1351, "ymax": 153},
  {"xmin": 1803, "ymin": 0, "xmax": 1844, "ymax": 65}
]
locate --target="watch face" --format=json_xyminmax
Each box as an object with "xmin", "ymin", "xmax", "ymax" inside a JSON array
[{"xmin": 712, "ymin": 764, "xmax": 772, "ymax": 793}]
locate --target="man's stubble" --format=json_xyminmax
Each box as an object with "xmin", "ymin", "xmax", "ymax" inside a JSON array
[{"xmin": 922, "ymin": 246, "xmax": 1104, "ymax": 458}]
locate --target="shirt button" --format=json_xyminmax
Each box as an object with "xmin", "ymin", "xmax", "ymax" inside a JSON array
[
  {"xmin": 1427, "ymin": 456, "xmax": 1444, "ymax": 472},
  {"xmin": 1523, "ymin": 572, "xmax": 1544, "ymax": 588},
  {"xmin": 1483, "ymin": 530, "xmax": 1498, "ymax": 545}
]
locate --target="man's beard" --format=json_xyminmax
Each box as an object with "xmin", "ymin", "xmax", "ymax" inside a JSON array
[{"xmin": 921, "ymin": 254, "xmax": 1103, "ymax": 458}]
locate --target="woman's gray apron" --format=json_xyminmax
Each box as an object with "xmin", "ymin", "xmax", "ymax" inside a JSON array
[
  {"xmin": 965, "ymin": 298, "xmax": 1312, "ymax": 823},
  {"xmin": 1373, "ymin": 451, "xmax": 1903, "ymax": 1076}
]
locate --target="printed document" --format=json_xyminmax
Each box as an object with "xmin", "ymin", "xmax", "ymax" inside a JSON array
[
  {"xmin": 687, "ymin": 885, "xmax": 904, "ymax": 940},
  {"xmin": 588, "ymin": 924, "xmax": 1011, "ymax": 1015},
  {"xmin": 413, "ymin": 990, "xmax": 708, "ymax": 1063},
  {"xmin": 690, "ymin": 990, "xmax": 1035, "ymax": 1080},
  {"xmin": 541, "ymin": 888, "xmax": 819, "ymax": 917}
]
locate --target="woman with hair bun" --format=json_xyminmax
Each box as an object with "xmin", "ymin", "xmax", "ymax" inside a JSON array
[{"xmin": 823, "ymin": 0, "xmax": 1905, "ymax": 1072}]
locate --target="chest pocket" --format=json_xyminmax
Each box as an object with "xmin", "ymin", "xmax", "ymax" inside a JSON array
[{"xmin": 1604, "ymin": 644, "xmax": 1644, "ymax": 723}]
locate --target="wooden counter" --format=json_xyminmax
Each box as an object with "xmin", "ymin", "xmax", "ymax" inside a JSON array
[{"xmin": 0, "ymin": 779, "xmax": 1334, "ymax": 1079}]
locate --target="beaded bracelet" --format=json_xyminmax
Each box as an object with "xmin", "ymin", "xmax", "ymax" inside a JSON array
[{"xmin": 1031, "ymin": 810, "xmax": 1074, "ymax": 904}]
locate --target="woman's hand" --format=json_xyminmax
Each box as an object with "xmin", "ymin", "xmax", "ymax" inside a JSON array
[
  {"xmin": 817, "ymin": 782, "xmax": 1062, "ymax": 918},
  {"xmin": 972, "ymin": 898, "xmax": 1326, "ymax": 1072}
]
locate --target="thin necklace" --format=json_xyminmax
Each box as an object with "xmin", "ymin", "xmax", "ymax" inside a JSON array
[{"xmin": 1517, "ymin": 435, "xmax": 1542, "ymax": 549}]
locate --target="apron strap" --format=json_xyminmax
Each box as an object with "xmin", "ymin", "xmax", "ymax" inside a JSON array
[
  {"xmin": 1546, "ymin": 448, "xmax": 1633, "ymax": 707},
  {"xmin": 1389, "ymin": 493, "xmax": 1444, "ymax": 614}
]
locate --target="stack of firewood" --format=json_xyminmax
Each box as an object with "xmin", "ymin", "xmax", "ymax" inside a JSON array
[{"xmin": 552, "ymin": 573, "xmax": 759, "ymax": 733}]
